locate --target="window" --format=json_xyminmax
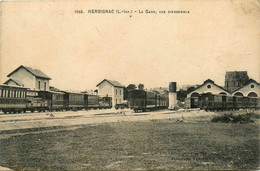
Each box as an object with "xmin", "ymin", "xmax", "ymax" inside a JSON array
[
  {"xmin": 7, "ymin": 90, "xmax": 10, "ymax": 98},
  {"xmin": 120, "ymin": 89, "xmax": 121, "ymax": 95},
  {"xmin": 44, "ymin": 82, "xmax": 47, "ymax": 90},
  {"xmin": 207, "ymin": 85, "xmax": 211, "ymax": 89},
  {"xmin": 116, "ymin": 98, "xmax": 117, "ymax": 104},
  {"xmin": 0, "ymin": 89, "xmax": 2, "ymax": 97},
  {"xmin": 116, "ymin": 89, "xmax": 117, "ymax": 95},
  {"xmin": 38, "ymin": 81, "xmax": 41, "ymax": 89},
  {"xmin": 250, "ymin": 84, "xmax": 255, "ymax": 88}
]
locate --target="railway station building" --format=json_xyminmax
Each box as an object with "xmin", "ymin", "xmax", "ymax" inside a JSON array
[
  {"xmin": 231, "ymin": 79, "xmax": 260, "ymax": 97},
  {"xmin": 96, "ymin": 79, "xmax": 124, "ymax": 108},
  {"xmin": 187, "ymin": 79, "xmax": 231, "ymax": 98},
  {"xmin": 4, "ymin": 65, "xmax": 51, "ymax": 91}
]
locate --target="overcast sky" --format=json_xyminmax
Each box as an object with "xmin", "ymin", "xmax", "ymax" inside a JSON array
[{"xmin": 0, "ymin": 0, "xmax": 259, "ymax": 91}]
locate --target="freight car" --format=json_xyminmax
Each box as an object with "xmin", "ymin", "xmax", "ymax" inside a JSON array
[
  {"xmin": 86, "ymin": 94, "xmax": 112, "ymax": 109},
  {"xmin": 38, "ymin": 91, "xmax": 65, "ymax": 111},
  {"xmin": 62, "ymin": 91, "xmax": 86, "ymax": 111},
  {"xmin": 128, "ymin": 90, "xmax": 169, "ymax": 112}
]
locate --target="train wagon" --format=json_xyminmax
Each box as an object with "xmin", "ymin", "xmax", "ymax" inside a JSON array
[
  {"xmin": 26, "ymin": 90, "xmax": 48, "ymax": 112},
  {"xmin": 128, "ymin": 90, "xmax": 168, "ymax": 112},
  {"xmin": 146, "ymin": 91, "xmax": 156, "ymax": 111},
  {"xmin": 0, "ymin": 85, "xmax": 27, "ymax": 114},
  {"xmin": 38, "ymin": 91, "xmax": 65, "ymax": 111},
  {"xmin": 85, "ymin": 94, "xmax": 112, "ymax": 109},
  {"xmin": 198, "ymin": 93, "xmax": 226, "ymax": 111},
  {"xmin": 159, "ymin": 93, "xmax": 169, "ymax": 109},
  {"xmin": 99, "ymin": 96, "xmax": 112, "ymax": 109},
  {"xmin": 63, "ymin": 92, "xmax": 85, "ymax": 111},
  {"xmin": 128, "ymin": 90, "xmax": 146, "ymax": 112},
  {"xmin": 86, "ymin": 94, "xmax": 99, "ymax": 109}
]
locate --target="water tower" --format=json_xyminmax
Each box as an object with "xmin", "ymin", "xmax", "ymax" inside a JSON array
[{"xmin": 169, "ymin": 82, "xmax": 177, "ymax": 109}]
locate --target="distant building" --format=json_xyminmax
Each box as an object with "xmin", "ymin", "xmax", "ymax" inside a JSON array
[
  {"xmin": 49, "ymin": 86, "xmax": 61, "ymax": 92},
  {"xmin": 152, "ymin": 87, "xmax": 169, "ymax": 94},
  {"xmin": 187, "ymin": 79, "xmax": 230, "ymax": 98},
  {"xmin": 4, "ymin": 65, "xmax": 51, "ymax": 91},
  {"xmin": 96, "ymin": 79, "xmax": 124, "ymax": 107},
  {"xmin": 225, "ymin": 71, "xmax": 249, "ymax": 92},
  {"xmin": 232, "ymin": 79, "xmax": 260, "ymax": 97}
]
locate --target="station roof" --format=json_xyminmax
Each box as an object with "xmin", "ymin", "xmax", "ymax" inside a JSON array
[
  {"xmin": 7, "ymin": 65, "xmax": 51, "ymax": 80},
  {"xmin": 231, "ymin": 79, "xmax": 260, "ymax": 93},
  {"xmin": 3, "ymin": 78, "xmax": 23, "ymax": 86},
  {"xmin": 96, "ymin": 79, "xmax": 125, "ymax": 88}
]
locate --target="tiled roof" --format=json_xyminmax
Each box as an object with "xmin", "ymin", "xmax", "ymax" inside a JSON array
[
  {"xmin": 7, "ymin": 65, "xmax": 51, "ymax": 79},
  {"xmin": 96, "ymin": 79, "xmax": 125, "ymax": 88},
  {"xmin": 190, "ymin": 79, "xmax": 229, "ymax": 94},
  {"xmin": 3, "ymin": 78, "xmax": 23, "ymax": 86}
]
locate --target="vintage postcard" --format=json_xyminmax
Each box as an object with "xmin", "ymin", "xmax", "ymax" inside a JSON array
[{"xmin": 0, "ymin": 0, "xmax": 259, "ymax": 170}]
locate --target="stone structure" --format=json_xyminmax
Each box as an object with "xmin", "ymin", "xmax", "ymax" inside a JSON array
[
  {"xmin": 96, "ymin": 79, "xmax": 124, "ymax": 108},
  {"xmin": 225, "ymin": 71, "xmax": 249, "ymax": 92},
  {"xmin": 187, "ymin": 79, "xmax": 230, "ymax": 98},
  {"xmin": 4, "ymin": 65, "xmax": 51, "ymax": 91}
]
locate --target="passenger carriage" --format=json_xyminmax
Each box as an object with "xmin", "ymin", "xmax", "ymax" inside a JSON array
[{"xmin": 0, "ymin": 85, "xmax": 27, "ymax": 114}]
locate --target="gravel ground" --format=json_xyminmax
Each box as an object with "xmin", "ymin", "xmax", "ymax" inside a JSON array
[{"xmin": 0, "ymin": 108, "xmax": 215, "ymax": 131}]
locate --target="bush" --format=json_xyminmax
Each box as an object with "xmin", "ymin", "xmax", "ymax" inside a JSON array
[{"xmin": 211, "ymin": 113, "xmax": 255, "ymax": 124}]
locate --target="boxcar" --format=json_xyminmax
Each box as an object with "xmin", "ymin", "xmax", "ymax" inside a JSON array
[
  {"xmin": 38, "ymin": 91, "xmax": 65, "ymax": 111},
  {"xmin": 199, "ymin": 93, "xmax": 226, "ymax": 111},
  {"xmin": 234, "ymin": 96, "xmax": 244, "ymax": 109},
  {"xmin": 62, "ymin": 92, "xmax": 85, "ymax": 110},
  {"xmin": 128, "ymin": 90, "xmax": 168, "ymax": 112},
  {"xmin": 0, "ymin": 85, "xmax": 27, "ymax": 114},
  {"xmin": 159, "ymin": 93, "xmax": 169, "ymax": 109},
  {"xmin": 146, "ymin": 91, "xmax": 157, "ymax": 111},
  {"xmin": 86, "ymin": 94, "xmax": 100, "ymax": 109},
  {"xmin": 128, "ymin": 90, "xmax": 146, "ymax": 112}
]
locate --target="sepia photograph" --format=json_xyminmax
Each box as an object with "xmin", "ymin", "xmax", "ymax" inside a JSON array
[{"xmin": 0, "ymin": 0, "xmax": 259, "ymax": 170}]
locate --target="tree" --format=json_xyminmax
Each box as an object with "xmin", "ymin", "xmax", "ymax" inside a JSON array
[
  {"xmin": 124, "ymin": 84, "xmax": 137, "ymax": 100},
  {"xmin": 138, "ymin": 84, "xmax": 144, "ymax": 90},
  {"xmin": 187, "ymin": 86, "xmax": 195, "ymax": 93},
  {"xmin": 177, "ymin": 89, "xmax": 187, "ymax": 102},
  {"xmin": 126, "ymin": 84, "xmax": 137, "ymax": 91}
]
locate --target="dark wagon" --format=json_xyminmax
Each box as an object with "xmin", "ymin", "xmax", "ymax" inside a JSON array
[
  {"xmin": 62, "ymin": 91, "xmax": 85, "ymax": 111},
  {"xmin": 128, "ymin": 90, "xmax": 146, "ymax": 112},
  {"xmin": 38, "ymin": 91, "xmax": 65, "ymax": 111},
  {"xmin": 128, "ymin": 90, "xmax": 169, "ymax": 112},
  {"xmin": 86, "ymin": 94, "xmax": 100, "ymax": 109}
]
